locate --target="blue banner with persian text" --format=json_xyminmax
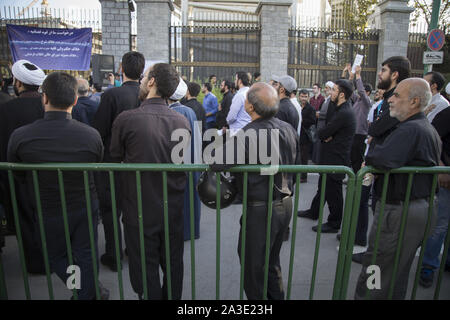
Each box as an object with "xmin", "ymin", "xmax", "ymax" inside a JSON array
[{"xmin": 6, "ymin": 24, "xmax": 92, "ymax": 71}]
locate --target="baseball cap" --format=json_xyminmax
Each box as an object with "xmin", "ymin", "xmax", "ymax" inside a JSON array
[{"xmin": 271, "ymin": 75, "xmax": 297, "ymax": 93}]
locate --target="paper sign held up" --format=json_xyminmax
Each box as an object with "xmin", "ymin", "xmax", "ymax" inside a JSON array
[{"xmin": 352, "ymin": 54, "xmax": 364, "ymax": 74}]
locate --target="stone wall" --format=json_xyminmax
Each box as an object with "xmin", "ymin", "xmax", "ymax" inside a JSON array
[{"xmin": 99, "ymin": 0, "xmax": 131, "ymax": 72}]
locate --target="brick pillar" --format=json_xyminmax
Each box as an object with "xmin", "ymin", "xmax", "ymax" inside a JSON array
[
  {"xmin": 257, "ymin": 0, "xmax": 292, "ymax": 82},
  {"xmin": 369, "ymin": 0, "xmax": 414, "ymax": 73},
  {"xmin": 135, "ymin": 0, "xmax": 174, "ymax": 63},
  {"xmin": 99, "ymin": 0, "xmax": 132, "ymax": 72}
]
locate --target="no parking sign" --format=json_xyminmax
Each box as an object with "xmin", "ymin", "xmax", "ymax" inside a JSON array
[{"xmin": 427, "ymin": 29, "xmax": 445, "ymax": 51}]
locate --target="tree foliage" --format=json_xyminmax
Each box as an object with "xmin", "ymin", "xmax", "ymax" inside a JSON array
[
  {"xmin": 409, "ymin": 0, "xmax": 450, "ymax": 31},
  {"xmin": 342, "ymin": 0, "xmax": 378, "ymax": 31}
]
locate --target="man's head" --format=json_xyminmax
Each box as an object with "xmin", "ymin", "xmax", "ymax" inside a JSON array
[
  {"xmin": 298, "ymin": 89, "xmax": 309, "ymax": 106},
  {"xmin": 364, "ymin": 83, "xmax": 372, "ymax": 97},
  {"xmin": 244, "ymin": 82, "xmax": 279, "ymax": 120},
  {"xmin": 324, "ymin": 81, "xmax": 335, "ymax": 97},
  {"xmin": 139, "ymin": 63, "xmax": 180, "ymax": 101},
  {"xmin": 374, "ymin": 89, "xmax": 385, "ymax": 102},
  {"xmin": 424, "ymin": 71, "xmax": 445, "ymax": 95},
  {"xmin": 121, "ymin": 51, "xmax": 145, "ymax": 81},
  {"xmin": 312, "ymin": 83, "xmax": 321, "ymax": 96},
  {"xmin": 220, "ymin": 80, "xmax": 232, "ymax": 94},
  {"xmin": 331, "ymin": 79, "xmax": 354, "ymax": 105},
  {"xmin": 11, "ymin": 59, "xmax": 46, "ymax": 96},
  {"xmin": 235, "ymin": 71, "xmax": 250, "ymax": 89},
  {"xmin": 187, "ymin": 82, "xmax": 201, "ymax": 98},
  {"xmin": 253, "ymin": 72, "xmax": 261, "ymax": 82},
  {"xmin": 41, "ymin": 72, "xmax": 78, "ymax": 111},
  {"xmin": 202, "ymin": 82, "xmax": 212, "ymax": 94},
  {"xmin": 77, "ymin": 78, "xmax": 90, "ymax": 97},
  {"xmin": 269, "ymin": 75, "xmax": 297, "ymax": 99},
  {"xmin": 377, "ymin": 56, "xmax": 411, "ymax": 91},
  {"xmin": 388, "ymin": 78, "xmax": 431, "ymax": 122},
  {"xmin": 209, "ymin": 75, "xmax": 217, "ymax": 86},
  {"xmin": 92, "ymin": 82, "xmax": 102, "ymax": 93}
]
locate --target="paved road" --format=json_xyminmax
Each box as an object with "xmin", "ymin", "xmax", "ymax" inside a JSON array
[{"xmin": 2, "ymin": 172, "xmax": 449, "ymax": 300}]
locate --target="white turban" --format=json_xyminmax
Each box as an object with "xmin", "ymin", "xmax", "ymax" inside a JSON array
[
  {"xmin": 12, "ymin": 59, "xmax": 46, "ymax": 86},
  {"xmin": 170, "ymin": 77, "xmax": 187, "ymax": 101},
  {"xmin": 325, "ymin": 81, "xmax": 335, "ymax": 89}
]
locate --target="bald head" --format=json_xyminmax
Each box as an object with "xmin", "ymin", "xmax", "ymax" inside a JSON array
[
  {"xmin": 388, "ymin": 77, "xmax": 432, "ymax": 122},
  {"xmin": 77, "ymin": 78, "xmax": 89, "ymax": 97},
  {"xmin": 246, "ymin": 82, "xmax": 279, "ymax": 119}
]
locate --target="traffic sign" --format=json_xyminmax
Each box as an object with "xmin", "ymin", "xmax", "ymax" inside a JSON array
[
  {"xmin": 427, "ymin": 29, "xmax": 445, "ymax": 51},
  {"xmin": 423, "ymin": 51, "xmax": 443, "ymax": 64}
]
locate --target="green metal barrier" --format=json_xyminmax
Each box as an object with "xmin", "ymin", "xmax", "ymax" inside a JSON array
[
  {"xmin": 4, "ymin": 163, "xmax": 447, "ymax": 300},
  {"xmin": 339, "ymin": 165, "xmax": 450, "ymax": 300}
]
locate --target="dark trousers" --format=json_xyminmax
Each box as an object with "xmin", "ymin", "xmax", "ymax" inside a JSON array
[
  {"xmin": 299, "ymin": 143, "xmax": 311, "ymax": 180},
  {"xmin": 238, "ymin": 197, "xmax": 292, "ymax": 300},
  {"xmin": 350, "ymin": 134, "xmax": 367, "ymax": 173},
  {"xmin": 309, "ymin": 174, "xmax": 343, "ymax": 229},
  {"xmin": 94, "ymin": 172, "xmax": 123, "ymax": 259},
  {"xmin": 43, "ymin": 201, "xmax": 99, "ymax": 300},
  {"xmin": 354, "ymin": 185, "xmax": 371, "ymax": 246},
  {"xmin": 124, "ymin": 221, "xmax": 184, "ymax": 300},
  {"xmin": 206, "ymin": 121, "xmax": 217, "ymax": 130}
]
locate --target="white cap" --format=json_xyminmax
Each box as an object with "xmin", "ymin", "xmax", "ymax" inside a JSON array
[
  {"xmin": 11, "ymin": 59, "xmax": 46, "ymax": 86},
  {"xmin": 170, "ymin": 77, "xmax": 187, "ymax": 100},
  {"xmin": 325, "ymin": 81, "xmax": 335, "ymax": 89}
]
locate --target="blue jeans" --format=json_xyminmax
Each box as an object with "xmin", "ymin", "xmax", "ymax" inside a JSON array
[{"xmin": 422, "ymin": 187, "xmax": 450, "ymax": 271}]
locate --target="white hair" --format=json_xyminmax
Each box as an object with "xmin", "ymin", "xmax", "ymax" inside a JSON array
[{"xmin": 406, "ymin": 78, "xmax": 432, "ymax": 111}]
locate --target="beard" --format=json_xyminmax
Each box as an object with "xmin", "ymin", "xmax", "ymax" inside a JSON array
[
  {"xmin": 330, "ymin": 95, "xmax": 338, "ymax": 104},
  {"xmin": 138, "ymin": 87, "xmax": 149, "ymax": 101},
  {"xmin": 220, "ymin": 87, "xmax": 225, "ymax": 94},
  {"xmin": 14, "ymin": 85, "xmax": 20, "ymax": 97},
  {"xmin": 377, "ymin": 77, "xmax": 392, "ymax": 90}
]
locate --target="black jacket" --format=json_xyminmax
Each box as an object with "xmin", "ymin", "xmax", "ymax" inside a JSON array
[
  {"xmin": 275, "ymin": 97, "xmax": 299, "ymax": 132},
  {"xmin": 216, "ymin": 91, "xmax": 234, "ymax": 129},
  {"xmin": 72, "ymin": 96, "xmax": 99, "ymax": 126},
  {"xmin": 300, "ymin": 103, "xmax": 316, "ymax": 145},
  {"xmin": 183, "ymin": 98, "xmax": 207, "ymax": 132},
  {"xmin": 92, "ymin": 81, "xmax": 140, "ymax": 161},
  {"xmin": 367, "ymin": 112, "xmax": 441, "ymax": 202},
  {"xmin": 318, "ymin": 99, "xmax": 356, "ymax": 166}
]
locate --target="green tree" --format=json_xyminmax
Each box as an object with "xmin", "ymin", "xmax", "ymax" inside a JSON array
[
  {"xmin": 342, "ymin": 0, "xmax": 379, "ymax": 31},
  {"xmin": 409, "ymin": 0, "xmax": 450, "ymax": 31}
]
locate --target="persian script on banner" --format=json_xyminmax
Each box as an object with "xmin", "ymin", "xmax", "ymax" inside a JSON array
[{"xmin": 6, "ymin": 24, "xmax": 92, "ymax": 71}]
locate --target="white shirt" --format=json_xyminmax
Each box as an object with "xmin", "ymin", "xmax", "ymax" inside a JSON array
[
  {"xmin": 426, "ymin": 93, "xmax": 449, "ymax": 123},
  {"xmin": 226, "ymin": 86, "xmax": 251, "ymax": 135},
  {"xmin": 290, "ymin": 97, "xmax": 302, "ymax": 137},
  {"xmin": 367, "ymin": 100, "xmax": 383, "ymax": 123}
]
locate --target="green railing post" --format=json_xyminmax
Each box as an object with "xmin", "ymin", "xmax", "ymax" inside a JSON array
[
  {"xmin": 188, "ymin": 172, "xmax": 196, "ymax": 300},
  {"xmin": 239, "ymin": 172, "xmax": 248, "ymax": 300},
  {"xmin": 411, "ymin": 174, "xmax": 438, "ymax": 299},
  {"xmin": 215, "ymin": 172, "xmax": 221, "ymax": 300},
  {"xmin": 57, "ymin": 170, "xmax": 77, "ymax": 300},
  {"xmin": 136, "ymin": 171, "xmax": 148, "ymax": 300},
  {"xmin": 286, "ymin": 173, "xmax": 301, "ymax": 300},
  {"xmin": 7, "ymin": 170, "xmax": 31, "ymax": 300},
  {"xmin": 32, "ymin": 170, "xmax": 54, "ymax": 300},
  {"xmin": 162, "ymin": 171, "xmax": 172, "ymax": 300},
  {"xmin": 83, "ymin": 171, "xmax": 101, "ymax": 300},
  {"xmin": 262, "ymin": 174, "xmax": 274, "ymax": 300},
  {"xmin": 334, "ymin": 170, "xmax": 356, "ymax": 300},
  {"xmin": 309, "ymin": 173, "xmax": 327, "ymax": 300},
  {"xmin": 109, "ymin": 171, "xmax": 124, "ymax": 300}
]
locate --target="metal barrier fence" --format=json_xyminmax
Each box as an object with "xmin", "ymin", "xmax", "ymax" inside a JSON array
[
  {"xmin": 339, "ymin": 166, "xmax": 450, "ymax": 300},
  {"xmin": 0, "ymin": 163, "xmax": 449, "ymax": 300},
  {"xmin": 0, "ymin": 163, "xmax": 355, "ymax": 300}
]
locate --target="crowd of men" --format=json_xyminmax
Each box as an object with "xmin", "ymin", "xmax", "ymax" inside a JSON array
[{"xmin": 0, "ymin": 51, "xmax": 449, "ymax": 300}]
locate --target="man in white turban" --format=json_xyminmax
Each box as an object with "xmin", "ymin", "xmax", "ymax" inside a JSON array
[{"xmin": 0, "ymin": 59, "xmax": 46, "ymax": 274}]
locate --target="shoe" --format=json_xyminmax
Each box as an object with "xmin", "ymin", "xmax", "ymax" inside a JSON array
[
  {"xmin": 336, "ymin": 234, "xmax": 341, "ymax": 241},
  {"xmin": 297, "ymin": 210, "xmax": 318, "ymax": 220},
  {"xmin": 445, "ymin": 264, "xmax": 450, "ymax": 273},
  {"xmin": 312, "ymin": 223, "xmax": 339, "ymax": 233},
  {"xmin": 101, "ymin": 254, "xmax": 121, "ymax": 272},
  {"xmin": 419, "ymin": 268, "xmax": 434, "ymax": 288},
  {"xmin": 98, "ymin": 282, "xmax": 110, "ymax": 300},
  {"xmin": 336, "ymin": 245, "xmax": 366, "ymax": 254},
  {"xmin": 352, "ymin": 252, "xmax": 364, "ymax": 264}
]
